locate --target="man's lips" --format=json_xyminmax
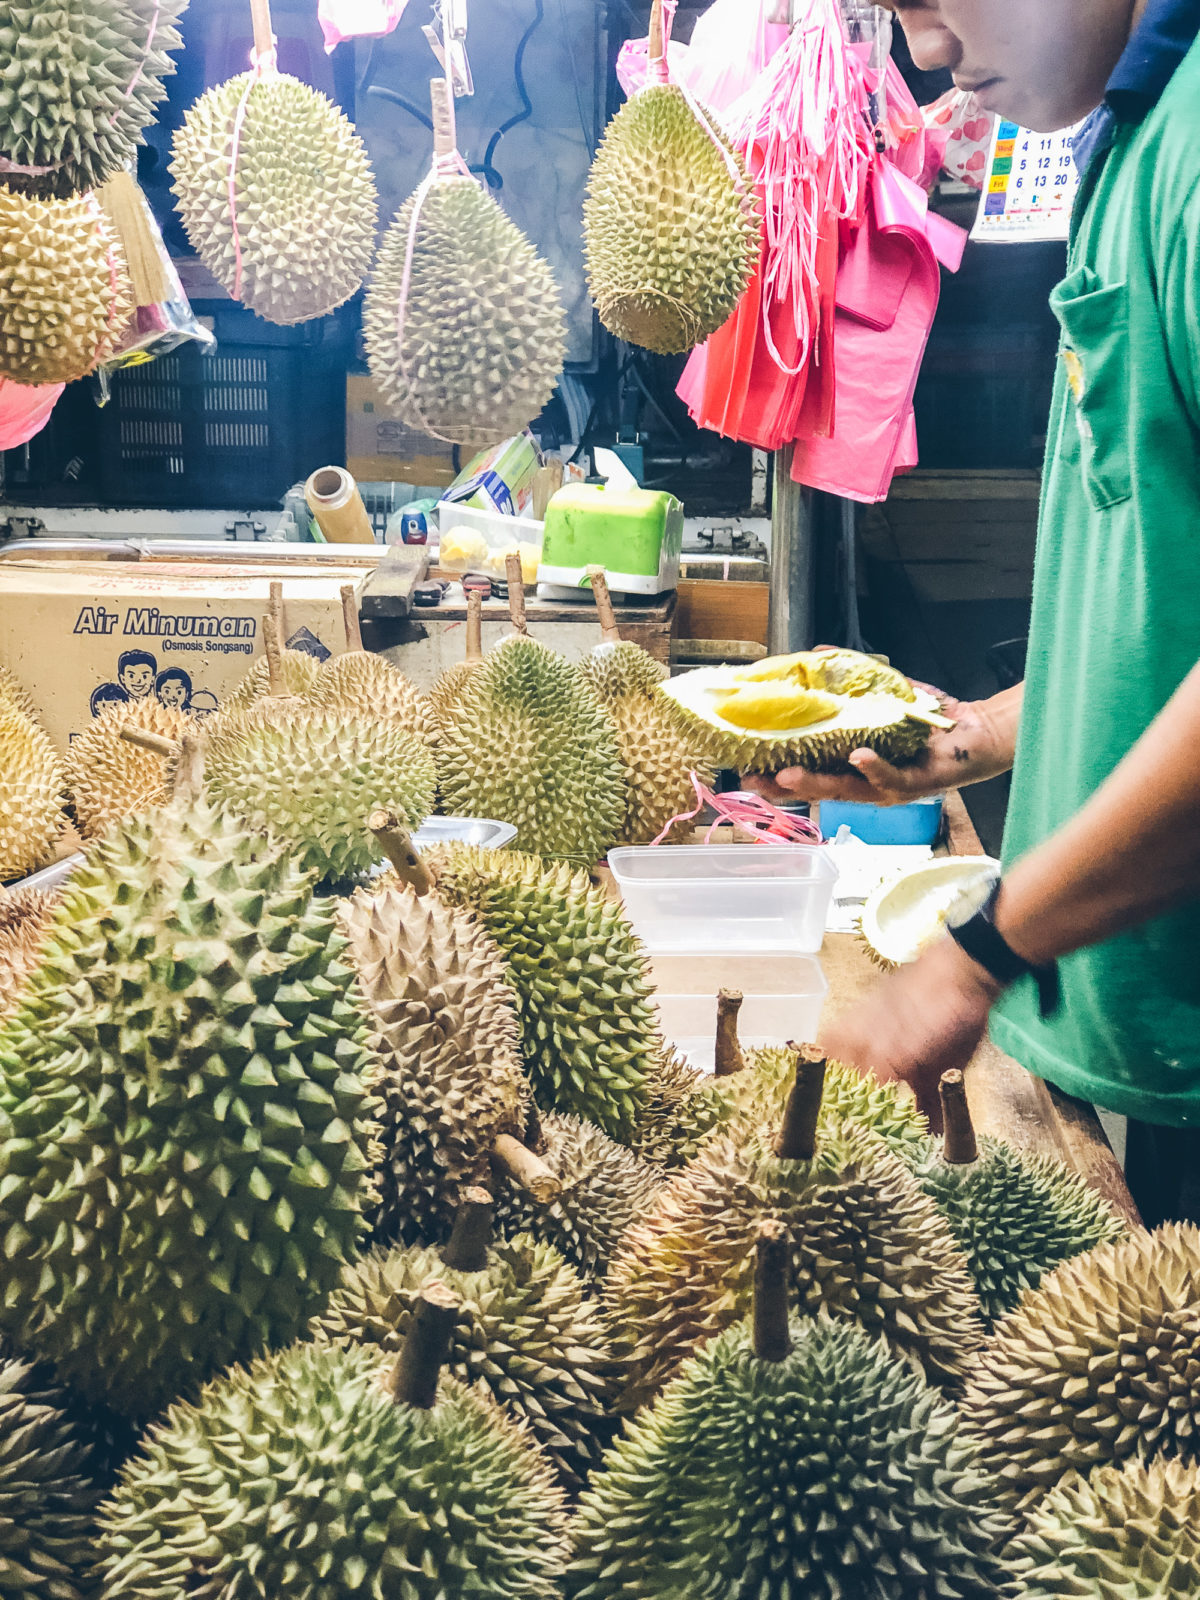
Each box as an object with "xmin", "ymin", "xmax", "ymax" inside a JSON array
[{"xmin": 955, "ymin": 75, "xmax": 1002, "ymax": 97}]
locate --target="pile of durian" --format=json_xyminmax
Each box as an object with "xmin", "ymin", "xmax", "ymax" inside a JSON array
[{"xmin": 1, "ymin": 587, "xmax": 1195, "ymax": 1598}]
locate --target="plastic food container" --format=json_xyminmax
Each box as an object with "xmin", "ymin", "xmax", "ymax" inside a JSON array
[
  {"xmin": 608, "ymin": 844, "xmax": 838, "ymax": 955},
  {"xmin": 818, "ymin": 795, "xmax": 944, "ymax": 846},
  {"xmin": 436, "ymin": 502, "xmax": 543, "ymax": 582},
  {"xmin": 412, "ymin": 816, "xmax": 518, "ymax": 851},
  {"xmin": 649, "ymin": 955, "xmax": 828, "ymax": 1075}
]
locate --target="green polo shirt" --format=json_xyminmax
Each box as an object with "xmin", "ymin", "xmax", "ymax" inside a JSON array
[{"xmin": 989, "ymin": 36, "xmax": 1200, "ymax": 1126}]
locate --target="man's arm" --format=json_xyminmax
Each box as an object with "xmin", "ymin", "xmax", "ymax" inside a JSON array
[{"xmin": 820, "ymin": 659, "xmax": 1200, "ymax": 1121}]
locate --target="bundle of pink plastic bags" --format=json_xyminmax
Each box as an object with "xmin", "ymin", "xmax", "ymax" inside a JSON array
[{"xmin": 622, "ymin": 0, "xmax": 977, "ymax": 503}]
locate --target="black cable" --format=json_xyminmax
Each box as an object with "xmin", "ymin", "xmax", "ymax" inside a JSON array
[
  {"xmin": 475, "ymin": 0, "xmax": 545, "ymax": 190},
  {"xmin": 365, "ymin": 81, "xmax": 434, "ymax": 131}
]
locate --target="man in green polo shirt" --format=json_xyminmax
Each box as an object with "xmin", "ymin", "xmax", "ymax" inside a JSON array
[{"xmin": 753, "ymin": 0, "xmax": 1200, "ymax": 1224}]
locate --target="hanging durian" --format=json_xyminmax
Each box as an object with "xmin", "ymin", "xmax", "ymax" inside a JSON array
[
  {"xmin": 0, "ymin": 0, "xmax": 186, "ymax": 198},
  {"xmin": 435, "ymin": 555, "xmax": 627, "ymax": 863},
  {"xmin": 1008, "ymin": 1458, "xmax": 1200, "ymax": 1600},
  {"xmin": 569, "ymin": 1227, "xmax": 1010, "ymax": 1600},
  {"xmin": 428, "ymin": 586, "xmax": 486, "ymax": 735},
  {"xmin": 580, "ymin": 568, "xmax": 716, "ymax": 843},
  {"xmin": 962, "ymin": 1223, "xmax": 1200, "ymax": 1513},
  {"xmin": 363, "ymin": 78, "xmax": 566, "ymax": 446},
  {"xmin": 583, "ymin": 0, "xmax": 758, "ymax": 355},
  {"xmin": 0, "ymin": 800, "xmax": 380, "ymax": 1419},
  {"xmin": 0, "ymin": 1352, "xmax": 100, "ymax": 1600},
  {"xmin": 0, "ymin": 709, "xmax": 66, "ymax": 880},
  {"xmin": 313, "ymin": 1188, "xmax": 612, "ymax": 1486},
  {"xmin": 427, "ymin": 842, "xmax": 658, "ymax": 1140},
  {"xmin": 306, "ymin": 585, "xmax": 434, "ymax": 745},
  {"xmin": 220, "ymin": 646, "xmax": 321, "ymax": 714},
  {"xmin": 0, "ymin": 882, "xmax": 56, "ymax": 1018},
  {"xmin": 607, "ymin": 1051, "xmax": 984, "ymax": 1412},
  {"xmin": 0, "ymin": 662, "xmax": 35, "ymax": 721},
  {"xmin": 0, "ymin": 189, "xmax": 131, "ymax": 384},
  {"xmin": 494, "ymin": 1109, "xmax": 665, "ymax": 1282},
  {"xmin": 96, "ymin": 1288, "xmax": 570, "ymax": 1600},
  {"xmin": 658, "ymin": 646, "xmax": 955, "ymax": 774},
  {"xmin": 170, "ymin": 12, "xmax": 377, "ymax": 327},
  {"xmin": 339, "ymin": 820, "xmax": 541, "ymax": 1246},
  {"xmin": 66, "ymin": 697, "xmax": 192, "ymax": 838},
  {"xmin": 911, "ymin": 1071, "xmax": 1125, "ymax": 1324}
]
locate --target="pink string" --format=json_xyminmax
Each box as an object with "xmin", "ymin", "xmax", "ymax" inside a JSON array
[
  {"xmin": 227, "ymin": 42, "xmax": 279, "ymax": 304},
  {"xmin": 393, "ymin": 148, "xmax": 475, "ymax": 445},
  {"xmin": 649, "ymin": 771, "xmax": 824, "ymax": 847}
]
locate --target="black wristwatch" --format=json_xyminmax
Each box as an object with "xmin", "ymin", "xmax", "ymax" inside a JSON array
[{"xmin": 946, "ymin": 878, "xmax": 1061, "ymax": 1019}]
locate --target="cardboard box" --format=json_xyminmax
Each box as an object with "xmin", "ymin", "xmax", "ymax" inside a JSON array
[
  {"xmin": 346, "ymin": 372, "xmax": 487, "ymax": 488},
  {"xmin": 0, "ymin": 561, "xmax": 364, "ymax": 753}
]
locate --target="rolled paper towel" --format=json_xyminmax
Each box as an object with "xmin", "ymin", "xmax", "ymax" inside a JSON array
[{"xmin": 304, "ymin": 465, "xmax": 375, "ymax": 544}]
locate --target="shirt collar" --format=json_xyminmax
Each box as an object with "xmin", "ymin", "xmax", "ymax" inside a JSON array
[{"xmin": 1072, "ymin": 0, "xmax": 1199, "ymax": 172}]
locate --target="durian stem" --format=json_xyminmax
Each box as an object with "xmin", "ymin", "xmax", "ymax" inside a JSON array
[
  {"xmin": 172, "ymin": 729, "xmax": 208, "ymax": 804},
  {"xmin": 648, "ymin": 0, "xmax": 665, "ymax": 68},
  {"xmin": 387, "ymin": 1282, "xmax": 459, "ymax": 1410},
  {"xmin": 368, "ymin": 810, "xmax": 432, "ymax": 896},
  {"xmin": 752, "ymin": 1219, "xmax": 792, "ymax": 1363},
  {"xmin": 714, "ymin": 989, "xmax": 745, "ymax": 1078},
  {"xmin": 430, "ymin": 77, "xmax": 456, "ymax": 160},
  {"xmin": 341, "ymin": 585, "xmax": 364, "ymax": 653},
  {"xmin": 249, "ymin": 0, "xmax": 274, "ymax": 59},
  {"xmin": 465, "ymin": 588, "xmax": 483, "ymax": 663},
  {"xmin": 505, "ymin": 552, "xmax": 528, "ymax": 635},
  {"xmin": 265, "ymin": 582, "xmax": 286, "ymax": 697},
  {"xmin": 775, "ymin": 1046, "xmax": 826, "ymax": 1162},
  {"xmin": 588, "ymin": 568, "xmax": 622, "ymax": 645},
  {"xmin": 491, "ymin": 1134, "xmax": 561, "ymax": 1202},
  {"xmin": 939, "ymin": 1070, "xmax": 979, "ymax": 1165},
  {"xmin": 119, "ymin": 728, "xmax": 181, "ymax": 759},
  {"xmin": 441, "ymin": 1187, "xmax": 493, "ymax": 1272}
]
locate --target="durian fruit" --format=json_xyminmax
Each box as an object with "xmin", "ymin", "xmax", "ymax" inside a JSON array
[
  {"xmin": 0, "ymin": 0, "xmax": 186, "ymax": 199},
  {"xmin": 337, "ymin": 850, "xmax": 533, "ymax": 1245},
  {"xmin": 435, "ymin": 565, "xmax": 626, "ymax": 862},
  {"xmin": 0, "ymin": 663, "xmax": 35, "ymax": 721},
  {"xmin": 428, "ymin": 587, "xmax": 486, "ymax": 736},
  {"xmin": 0, "ymin": 800, "xmax": 380, "ymax": 1419},
  {"xmin": 171, "ymin": 70, "xmax": 377, "ymax": 325},
  {"xmin": 202, "ymin": 700, "xmax": 436, "ymax": 883},
  {"xmin": 1008, "ymin": 1458, "xmax": 1200, "ymax": 1600},
  {"xmin": 657, "ymin": 646, "xmax": 955, "ymax": 775},
  {"xmin": 66, "ymin": 697, "xmax": 192, "ymax": 838},
  {"xmin": 632, "ymin": 1041, "xmax": 710, "ymax": 1167},
  {"xmin": 96, "ymin": 1288, "xmax": 569, "ymax": 1600},
  {"xmin": 583, "ymin": 14, "xmax": 758, "ymax": 357},
  {"xmin": 580, "ymin": 568, "xmax": 716, "ymax": 844},
  {"xmin": 0, "ymin": 883, "xmax": 56, "ymax": 1018},
  {"xmin": 961, "ymin": 1223, "xmax": 1200, "ymax": 1514},
  {"xmin": 0, "ymin": 709, "xmax": 66, "ymax": 880},
  {"xmin": 0, "ymin": 1352, "xmax": 100, "ymax": 1600},
  {"xmin": 911, "ymin": 1071, "xmax": 1125, "ymax": 1324},
  {"xmin": 312, "ymin": 1187, "xmax": 612, "ymax": 1486},
  {"xmin": 568, "ymin": 1226, "xmax": 1009, "ymax": 1600},
  {"xmin": 607, "ymin": 1052, "xmax": 984, "ymax": 1412},
  {"xmin": 0, "ymin": 190, "xmax": 131, "ymax": 384},
  {"xmin": 220, "ymin": 646, "xmax": 321, "ymax": 714},
  {"xmin": 494, "ymin": 1109, "xmax": 665, "ymax": 1282},
  {"xmin": 427, "ymin": 843, "xmax": 659, "ymax": 1140},
  {"xmin": 307, "ymin": 588, "xmax": 434, "ymax": 745},
  {"xmin": 363, "ymin": 94, "xmax": 567, "ymax": 446}
]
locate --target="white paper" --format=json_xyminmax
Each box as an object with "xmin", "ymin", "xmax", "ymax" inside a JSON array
[{"xmin": 971, "ymin": 118, "xmax": 1082, "ymax": 244}]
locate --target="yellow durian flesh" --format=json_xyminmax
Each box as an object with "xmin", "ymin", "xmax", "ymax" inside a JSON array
[{"xmin": 710, "ymin": 683, "xmax": 840, "ymax": 733}]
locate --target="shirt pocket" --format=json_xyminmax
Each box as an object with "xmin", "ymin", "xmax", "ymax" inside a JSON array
[{"xmin": 1049, "ymin": 269, "xmax": 1131, "ymax": 510}]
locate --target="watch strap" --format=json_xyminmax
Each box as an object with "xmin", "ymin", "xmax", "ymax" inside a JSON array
[{"xmin": 948, "ymin": 883, "xmax": 1061, "ymax": 1018}]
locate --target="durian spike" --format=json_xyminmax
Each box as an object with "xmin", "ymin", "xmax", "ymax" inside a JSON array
[
  {"xmin": 368, "ymin": 809, "xmax": 433, "ymax": 896},
  {"xmin": 505, "ymin": 552, "xmax": 528, "ymax": 636},
  {"xmin": 173, "ymin": 729, "xmax": 209, "ymax": 805},
  {"xmin": 441, "ymin": 1186, "xmax": 494, "ymax": 1273},
  {"xmin": 587, "ymin": 567, "xmax": 621, "ymax": 645},
  {"xmin": 752, "ymin": 1219, "xmax": 792, "ymax": 1363},
  {"xmin": 119, "ymin": 728, "xmax": 181, "ymax": 759},
  {"xmin": 491, "ymin": 1134, "xmax": 562, "ymax": 1203},
  {"xmin": 387, "ymin": 1281, "xmax": 459, "ymax": 1410},
  {"xmin": 341, "ymin": 584, "xmax": 364, "ymax": 653},
  {"xmin": 464, "ymin": 588, "xmax": 484, "ymax": 662},
  {"xmin": 938, "ymin": 1070, "xmax": 979, "ymax": 1166},
  {"xmin": 714, "ymin": 989, "xmax": 745, "ymax": 1078},
  {"xmin": 775, "ymin": 1046, "xmax": 826, "ymax": 1161}
]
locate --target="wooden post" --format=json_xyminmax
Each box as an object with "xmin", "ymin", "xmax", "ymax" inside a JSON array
[
  {"xmin": 769, "ymin": 449, "xmax": 816, "ymax": 654},
  {"xmin": 939, "ymin": 1070, "xmax": 979, "ymax": 1165},
  {"xmin": 341, "ymin": 584, "xmax": 364, "ymax": 653},
  {"xmin": 369, "ymin": 809, "xmax": 433, "ymax": 897},
  {"xmin": 441, "ymin": 1187, "xmax": 493, "ymax": 1273},
  {"xmin": 775, "ymin": 1047, "xmax": 826, "ymax": 1162},
  {"xmin": 752, "ymin": 1219, "xmax": 791, "ymax": 1362},
  {"xmin": 387, "ymin": 1282, "xmax": 459, "ymax": 1409},
  {"xmin": 491, "ymin": 1134, "xmax": 560, "ymax": 1202},
  {"xmin": 714, "ymin": 989, "xmax": 745, "ymax": 1078},
  {"xmin": 505, "ymin": 552, "xmax": 528, "ymax": 635}
]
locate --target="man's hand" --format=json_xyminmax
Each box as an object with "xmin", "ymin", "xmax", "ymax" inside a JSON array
[
  {"xmin": 818, "ymin": 937, "xmax": 1003, "ymax": 1129},
  {"xmin": 742, "ymin": 682, "xmax": 1023, "ymax": 807}
]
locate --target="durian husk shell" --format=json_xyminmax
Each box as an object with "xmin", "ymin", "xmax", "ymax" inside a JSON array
[
  {"xmin": 0, "ymin": 884, "xmax": 58, "ymax": 1018},
  {"xmin": 67, "ymin": 698, "xmax": 192, "ymax": 838},
  {"xmin": 0, "ymin": 711, "xmax": 67, "ymax": 881}
]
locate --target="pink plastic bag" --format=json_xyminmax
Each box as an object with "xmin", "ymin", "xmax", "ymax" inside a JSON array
[
  {"xmin": 318, "ymin": 0, "xmax": 409, "ymax": 52},
  {"xmin": 617, "ymin": 0, "xmax": 787, "ymax": 112},
  {"xmin": 923, "ymin": 88, "xmax": 993, "ymax": 189},
  {"xmin": 0, "ymin": 377, "xmax": 62, "ymax": 450}
]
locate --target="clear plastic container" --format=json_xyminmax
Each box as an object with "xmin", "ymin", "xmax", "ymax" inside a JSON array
[
  {"xmin": 649, "ymin": 955, "xmax": 828, "ymax": 1075},
  {"xmin": 436, "ymin": 502, "xmax": 543, "ymax": 582},
  {"xmin": 608, "ymin": 844, "xmax": 838, "ymax": 954}
]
